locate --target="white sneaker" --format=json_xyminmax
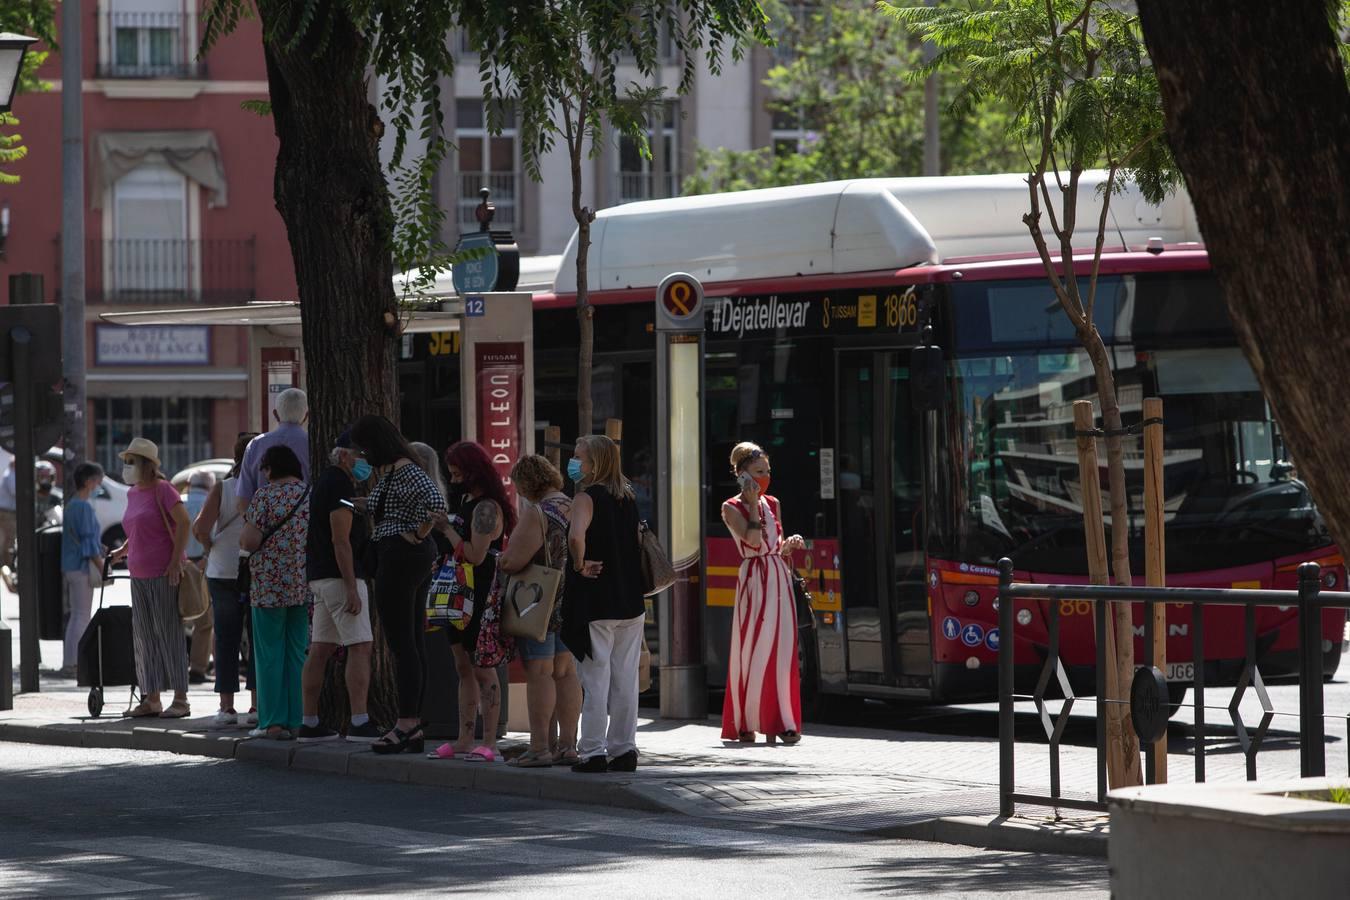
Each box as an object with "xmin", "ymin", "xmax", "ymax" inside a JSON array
[
  {"xmin": 241, "ymin": 709, "xmax": 258, "ymax": 727},
  {"xmin": 212, "ymin": 709, "xmax": 238, "ymax": 727},
  {"xmin": 247, "ymin": 727, "xmax": 268, "ymax": 738}
]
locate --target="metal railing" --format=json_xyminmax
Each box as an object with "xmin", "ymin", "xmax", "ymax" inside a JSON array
[
  {"xmin": 458, "ymin": 173, "xmax": 518, "ymax": 229},
  {"xmin": 996, "ymin": 557, "xmax": 1350, "ymax": 816},
  {"xmin": 54, "ymin": 237, "xmax": 256, "ymax": 305},
  {"xmin": 97, "ymin": 11, "xmax": 206, "ymax": 79},
  {"xmin": 617, "ymin": 172, "xmax": 681, "ymax": 204}
]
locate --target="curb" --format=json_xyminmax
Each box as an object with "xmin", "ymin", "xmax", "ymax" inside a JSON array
[
  {"xmin": 0, "ymin": 721, "xmax": 668, "ymax": 817},
  {"xmin": 870, "ymin": 814, "xmax": 1109, "ymax": 858},
  {"xmin": 0, "ymin": 721, "xmax": 1106, "ymax": 855}
]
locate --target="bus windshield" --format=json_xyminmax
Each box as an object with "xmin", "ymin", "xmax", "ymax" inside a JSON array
[{"xmin": 940, "ymin": 273, "xmax": 1330, "ymax": 573}]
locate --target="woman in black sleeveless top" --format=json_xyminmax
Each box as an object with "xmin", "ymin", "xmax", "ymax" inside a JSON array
[
  {"xmin": 431, "ymin": 441, "xmax": 513, "ymax": 761},
  {"xmin": 565, "ymin": 435, "xmax": 645, "ymax": 773}
]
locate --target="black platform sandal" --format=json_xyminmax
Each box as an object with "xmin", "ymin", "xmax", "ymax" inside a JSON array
[
  {"xmin": 779, "ymin": 731, "xmax": 801, "ymax": 745},
  {"xmin": 372, "ymin": 726, "xmax": 425, "ymax": 755}
]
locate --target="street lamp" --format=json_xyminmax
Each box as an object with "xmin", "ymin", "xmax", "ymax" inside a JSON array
[{"xmin": 0, "ymin": 33, "xmax": 38, "ymax": 113}]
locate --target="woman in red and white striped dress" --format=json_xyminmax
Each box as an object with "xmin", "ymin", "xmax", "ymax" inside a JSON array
[{"xmin": 721, "ymin": 442, "xmax": 806, "ymax": 745}]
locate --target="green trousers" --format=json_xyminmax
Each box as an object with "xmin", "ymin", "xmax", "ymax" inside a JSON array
[{"xmin": 252, "ymin": 605, "xmax": 308, "ymax": 731}]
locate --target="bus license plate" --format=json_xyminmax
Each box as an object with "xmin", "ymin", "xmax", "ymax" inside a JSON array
[{"xmin": 1165, "ymin": 662, "xmax": 1194, "ymax": 683}]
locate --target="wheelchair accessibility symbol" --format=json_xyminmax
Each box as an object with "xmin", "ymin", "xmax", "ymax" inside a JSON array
[{"xmin": 961, "ymin": 623, "xmax": 985, "ymax": 647}]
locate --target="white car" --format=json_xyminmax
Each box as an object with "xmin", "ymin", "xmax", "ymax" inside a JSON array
[{"xmin": 90, "ymin": 477, "xmax": 131, "ymax": 549}]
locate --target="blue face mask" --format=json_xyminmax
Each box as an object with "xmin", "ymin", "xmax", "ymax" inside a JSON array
[
  {"xmin": 352, "ymin": 459, "xmax": 373, "ymax": 482},
  {"xmin": 567, "ymin": 458, "xmax": 584, "ymax": 483}
]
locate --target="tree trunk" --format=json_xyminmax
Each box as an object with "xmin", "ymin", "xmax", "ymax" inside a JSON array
[
  {"xmin": 257, "ymin": 0, "xmax": 401, "ymax": 727},
  {"xmin": 1081, "ymin": 327, "xmax": 1143, "ymax": 787},
  {"xmin": 1136, "ymin": 2, "xmax": 1350, "ymax": 554},
  {"xmin": 569, "ymin": 131, "xmax": 594, "ymax": 437}
]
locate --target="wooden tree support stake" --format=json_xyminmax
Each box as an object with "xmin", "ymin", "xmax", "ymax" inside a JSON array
[
  {"xmin": 1143, "ymin": 396, "xmax": 1168, "ymax": 783},
  {"xmin": 1074, "ymin": 400, "xmax": 1141, "ymax": 788}
]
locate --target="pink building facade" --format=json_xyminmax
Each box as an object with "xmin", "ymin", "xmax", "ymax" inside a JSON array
[{"xmin": 3, "ymin": 1, "xmax": 296, "ymax": 475}]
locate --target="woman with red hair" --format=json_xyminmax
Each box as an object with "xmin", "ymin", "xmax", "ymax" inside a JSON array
[{"xmin": 430, "ymin": 441, "xmax": 515, "ymax": 761}]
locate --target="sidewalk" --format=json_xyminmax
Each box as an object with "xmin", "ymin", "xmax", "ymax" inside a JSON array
[{"xmin": 0, "ymin": 674, "xmax": 1108, "ymax": 858}]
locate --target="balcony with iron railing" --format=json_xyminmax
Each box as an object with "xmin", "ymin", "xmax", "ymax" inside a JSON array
[
  {"xmin": 617, "ymin": 172, "xmax": 681, "ymax": 205},
  {"xmin": 97, "ymin": 11, "xmax": 206, "ymax": 79},
  {"xmin": 458, "ymin": 173, "xmax": 518, "ymax": 230},
  {"xmin": 54, "ymin": 237, "xmax": 256, "ymax": 305}
]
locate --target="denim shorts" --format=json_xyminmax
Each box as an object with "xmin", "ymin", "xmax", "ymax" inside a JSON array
[{"xmin": 519, "ymin": 631, "xmax": 568, "ymax": 661}]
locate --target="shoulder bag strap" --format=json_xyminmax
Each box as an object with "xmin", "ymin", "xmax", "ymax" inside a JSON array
[
  {"xmin": 152, "ymin": 483, "xmax": 177, "ymax": 543},
  {"xmin": 212, "ymin": 480, "xmax": 241, "ymax": 537},
  {"xmin": 256, "ymin": 484, "xmax": 312, "ymax": 554},
  {"xmin": 536, "ymin": 502, "xmax": 554, "ymax": 569}
]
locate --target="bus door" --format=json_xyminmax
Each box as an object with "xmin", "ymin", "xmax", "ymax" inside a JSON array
[{"xmin": 836, "ymin": 349, "xmax": 931, "ymax": 692}]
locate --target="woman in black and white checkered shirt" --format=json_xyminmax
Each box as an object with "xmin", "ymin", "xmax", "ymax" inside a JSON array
[{"xmin": 350, "ymin": 415, "xmax": 448, "ymax": 755}]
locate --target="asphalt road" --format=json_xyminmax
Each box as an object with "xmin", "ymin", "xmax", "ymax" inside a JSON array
[{"xmin": 0, "ymin": 743, "xmax": 1107, "ymax": 898}]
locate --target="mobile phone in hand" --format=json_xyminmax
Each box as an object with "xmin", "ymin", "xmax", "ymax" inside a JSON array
[
  {"xmin": 339, "ymin": 498, "xmax": 357, "ymax": 510},
  {"xmin": 738, "ymin": 472, "xmax": 756, "ymax": 493}
]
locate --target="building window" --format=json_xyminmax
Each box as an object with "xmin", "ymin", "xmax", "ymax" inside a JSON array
[
  {"xmin": 110, "ymin": 162, "xmax": 190, "ymax": 300},
  {"xmin": 617, "ymin": 101, "xmax": 680, "ymax": 204},
  {"xmin": 94, "ymin": 396, "xmax": 213, "ymax": 478},
  {"xmin": 101, "ymin": 0, "xmax": 198, "ymax": 79},
  {"xmin": 770, "ymin": 108, "xmax": 814, "ymax": 157},
  {"xmin": 772, "ymin": 3, "xmax": 814, "ymax": 63},
  {"xmin": 455, "ymin": 99, "xmax": 519, "ymax": 231}
]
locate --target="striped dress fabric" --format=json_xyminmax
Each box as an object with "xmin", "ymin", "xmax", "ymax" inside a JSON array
[
  {"xmin": 130, "ymin": 575, "xmax": 189, "ymax": 694},
  {"xmin": 721, "ymin": 495, "xmax": 801, "ymax": 739}
]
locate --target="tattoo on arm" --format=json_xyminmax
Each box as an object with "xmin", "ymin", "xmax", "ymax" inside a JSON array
[{"xmin": 472, "ymin": 501, "xmax": 499, "ymax": 537}]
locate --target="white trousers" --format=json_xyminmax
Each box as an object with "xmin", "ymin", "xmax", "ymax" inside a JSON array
[
  {"xmin": 63, "ymin": 570, "xmax": 93, "ymax": 670},
  {"xmin": 577, "ymin": 614, "xmax": 645, "ymax": 760}
]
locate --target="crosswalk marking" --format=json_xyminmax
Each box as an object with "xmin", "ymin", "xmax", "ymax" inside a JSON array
[
  {"xmin": 46, "ymin": 838, "xmax": 397, "ymax": 880},
  {"xmin": 263, "ymin": 822, "xmax": 619, "ymax": 868},
  {"xmin": 0, "ymin": 861, "xmax": 162, "ymax": 897}
]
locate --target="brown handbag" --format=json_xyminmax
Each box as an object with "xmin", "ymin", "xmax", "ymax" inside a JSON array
[
  {"xmin": 639, "ymin": 520, "xmax": 675, "ymax": 597},
  {"xmin": 152, "ymin": 486, "xmax": 210, "ymax": 622}
]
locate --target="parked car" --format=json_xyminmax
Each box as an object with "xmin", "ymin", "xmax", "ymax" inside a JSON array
[
  {"xmin": 90, "ymin": 478, "xmax": 131, "ymax": 549},
  {"xmin": 170, "ymin": 458, "xmax": 234, "ymax": 494}
]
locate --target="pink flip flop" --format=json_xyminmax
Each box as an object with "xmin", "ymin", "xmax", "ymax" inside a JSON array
[
  {"xmin": 427, "ymin": 743, "xmax": 457, "ymax": 760},
  {"xmin": 464, "ymin": 745, "xmax": 498, "ymax": 762}
]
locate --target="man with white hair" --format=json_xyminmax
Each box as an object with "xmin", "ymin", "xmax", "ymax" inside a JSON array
[{"xmin": 236, "ymin": 388, "xmax": 310, "ymax": 515}]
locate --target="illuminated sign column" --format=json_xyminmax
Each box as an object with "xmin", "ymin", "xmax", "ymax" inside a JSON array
[
  {"xmin": 655, "ymin": 273, "xmax": 707, "ymax": 719},
  {"xmin": 459, "ymin": 293, "xmax": 535, "ymax": 513}
]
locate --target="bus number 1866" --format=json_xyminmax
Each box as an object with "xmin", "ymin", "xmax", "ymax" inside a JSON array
[{"xmin": 886, "ymin": 290, "xmax": 919, "ymax": 329}]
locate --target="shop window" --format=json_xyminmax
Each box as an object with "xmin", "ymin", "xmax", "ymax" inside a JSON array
[{"xmin": 94, "ymin": 397, "xmax": 213, "ymax": 478}]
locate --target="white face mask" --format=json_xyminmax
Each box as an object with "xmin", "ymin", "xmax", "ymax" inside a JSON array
[{"xmin": 122, "ymin": 463, "xmax": 139, "ymax": 484}]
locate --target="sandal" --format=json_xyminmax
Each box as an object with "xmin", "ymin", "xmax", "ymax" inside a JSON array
[
  {"xmin": 125, "ymin": 701, "xmax": 162, "ymax": 718},
  {"xmin": 159, "ymin": 701, "xmax": 191, "ymax": 719},
  {"xmin": 553, "ymin": 745, "xmax": 580, "ymax": 765},
  {"xmin": 738, "ymin": 732, "xmax": 756, "ymax": 744},
  {"xmin": 463, "ymin": 745, "xmax": 498, "ymax": 762},
  {"xmin": 508, "ymin": 749, "xmax": 554, "ymax": 768},
  {"xmin": 427, "ymin": 743, "xmax": 460, "ymax": 760},
  {"xmin": 372, "ymin": 727, "xmax": 425, "ymax": 755},
  {"xmin": 779, "ymin": 731, "xmax": 802, "ymax": 745}
]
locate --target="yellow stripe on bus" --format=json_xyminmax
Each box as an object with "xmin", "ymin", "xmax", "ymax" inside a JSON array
[
  {"xmin": 706, "ymin": 587, "xmax": 844, "ymax": 611},
  {"xmin": 707, "ymin": 565, "xmax": 841, "ymax": 579}
]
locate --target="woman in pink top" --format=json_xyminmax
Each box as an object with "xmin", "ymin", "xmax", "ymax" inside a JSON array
[{"xmin": 110, "ymin": 438, "xmax": 192, "ymax": 718}]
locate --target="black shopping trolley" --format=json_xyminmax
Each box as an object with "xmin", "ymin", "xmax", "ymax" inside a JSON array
[{"xmin": 76, "ymin": 558, "xmax": 140, "ymax": 718}]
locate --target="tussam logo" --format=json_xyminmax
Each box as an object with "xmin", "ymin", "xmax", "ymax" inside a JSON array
[{"xmin": 711, "ymin": 296, "xmax": 811, "ymax": 338}]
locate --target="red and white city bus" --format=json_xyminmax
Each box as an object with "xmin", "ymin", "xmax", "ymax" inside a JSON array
[{"xmin": 526, "ymin": 173, "xmax": 1346, "ymax": 712}]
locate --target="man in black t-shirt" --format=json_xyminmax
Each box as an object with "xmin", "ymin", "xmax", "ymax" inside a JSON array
[{"xmin": 297, "ymin": 429, "xmax": 380, "ymax": 742}]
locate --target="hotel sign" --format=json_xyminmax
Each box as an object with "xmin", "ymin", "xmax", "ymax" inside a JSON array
[{"xmin": 95, "ymin": 326, "xmax": 211, "ymax": 366}]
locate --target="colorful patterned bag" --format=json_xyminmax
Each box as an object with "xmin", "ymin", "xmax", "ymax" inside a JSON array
[
  {"xmin": 472, "ymin": 561, "xmax": 516, "ymax": 668},
  {"xmin": 426, "ymin": 552, "xmax": 474, "ymax": 631}
]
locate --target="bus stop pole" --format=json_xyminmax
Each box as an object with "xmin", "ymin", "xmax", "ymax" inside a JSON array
[{"xmin": 656, "ymin": 274, "xmax": 707, "ymax": 719}]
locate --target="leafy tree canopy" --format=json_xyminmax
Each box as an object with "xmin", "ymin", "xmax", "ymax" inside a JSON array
[{"xmin": 684, "ymin": 0, "xmax": 1024, "ymax": 195}]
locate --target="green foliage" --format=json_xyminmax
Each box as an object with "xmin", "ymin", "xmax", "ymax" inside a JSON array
[
  {"xmin": 886, "ymin": 0, "xmax": 1178, "ymax": 327},
  {"xmin": 684, "ymin": 0, "xmax": 1024, "ymax": 195},
  {"xmin": 469, "ymin": 2, "xmax": 772, "ymax": 191},
  {"xmin": 202, "ymin": 1, "xmax": 770, "ymax": 296},
  {"xmin": 0, "ymin": 0, "xmax": 57, "ymax": 184},
  {"xmin": 239, "ymin": 98, "xmax": 272, "ymax": 117}
]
